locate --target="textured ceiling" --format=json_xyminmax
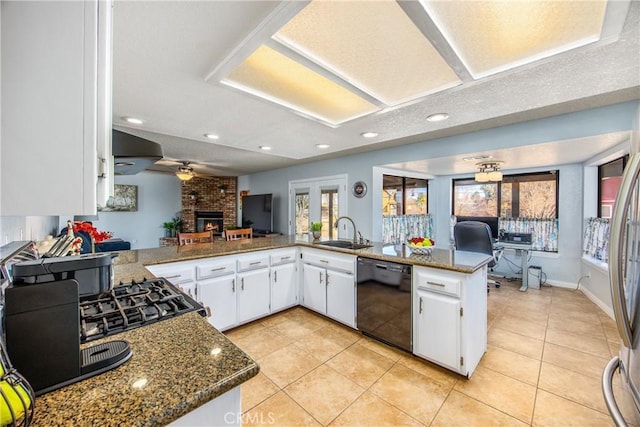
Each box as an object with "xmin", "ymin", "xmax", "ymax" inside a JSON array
[{"xmin": 112, "ymin": 0, "xmax": 640, "ymax": 177}]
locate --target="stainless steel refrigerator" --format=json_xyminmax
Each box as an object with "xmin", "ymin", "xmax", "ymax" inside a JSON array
[{"xmin": 603, "ymin": 104, "xmax": 640, "ymax": 426}]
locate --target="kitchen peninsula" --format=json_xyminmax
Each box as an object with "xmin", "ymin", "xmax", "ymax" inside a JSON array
[{"xmin": 31, "ymin": 236, "xmax": 491, "ymax": 426}]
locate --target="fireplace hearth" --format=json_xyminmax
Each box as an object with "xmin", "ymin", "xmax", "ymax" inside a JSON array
[{"xmin": 195, "ymin": 211, "xmax": 223, "ymax": 234}]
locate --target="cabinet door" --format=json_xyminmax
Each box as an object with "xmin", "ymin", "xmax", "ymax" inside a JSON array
[
  {"xmin": 1, "ymin": 1, "xmax": 111, "ymax": 214},
  {"xmin": 326, "ymin": 270, "xmax": 356, "ymax": 328},
  {"xmin": 197, "ymin": 275, "xmax": 237, "ymax": 331},
  {"xmin": 237, "ymin": 269, "xmax": 271, "ymax": 324},
  {"xmin": 301, "ymin": 264, "xmax": 326, "ymax": 314},
  {"xmin": 414, "ymin": 288, "xmax": 461, "ymax": 372},
  {"xmin": 271, "ymin": 263, "xmax": 297, "ymax": 313}
]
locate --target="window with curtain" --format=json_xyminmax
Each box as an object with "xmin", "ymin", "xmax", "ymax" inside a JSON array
[
  {"xmin": 598, "ymin": 156, "xmax": 628, "ymax": 218},
  {"xmin": 383, "ymin": 175, "xmax": 428, "ymax": 216},
  {"xmin": 452, "ymin": 171, "xmax": 559, "ymax": 251}
]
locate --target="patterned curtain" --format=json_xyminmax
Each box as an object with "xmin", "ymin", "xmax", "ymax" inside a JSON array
[
  {"xmin": 499, "ymin": 218, "xmax": 558, "ymax": 252},
  {"xmin": 382, "ymin": 214, "xmax": 434, "ymax": 244},
  {"xmin": 450, "ymin": 216, "xmax": 559, "ymax": 252},
  {"xmin": 583, "ymin": 217, "xmax": 610, "ymax": 262}
]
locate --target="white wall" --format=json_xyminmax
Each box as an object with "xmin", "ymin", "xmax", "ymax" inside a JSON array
[
  {"xmin": 61, "ymin": 171, "xmax": 182, "ymax": 250},
  {"xmin": 0, "ymin": 216, "xmax": 59, "ymax": 245}
]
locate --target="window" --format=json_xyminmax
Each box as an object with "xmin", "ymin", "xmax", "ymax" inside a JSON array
[
  {"xmin": 598, "ymin": 156, "xmax": 628, "ymax": 218},
  {"xmin": 453, "ymin": 171, "xmax": 558, "ymax": 218},
  {"xmin": 321, "ymin": 188, "xmax": 339, "ymax": 239},
  {"xmin": 294, "ymin": 190, "xmax": 310, "ymax": 235},
  {"xmin": 382, "ymin": 175, "xmax": 428, "ymax": 216}
]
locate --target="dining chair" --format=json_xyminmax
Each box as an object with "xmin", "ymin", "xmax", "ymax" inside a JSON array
[
  {"xmin": 225, "ymin": 228, "xmax": 253, "ymax": 241},
  {"xmin": 178, "ymin": 231, "xmax": 212, "ymax": 245}
]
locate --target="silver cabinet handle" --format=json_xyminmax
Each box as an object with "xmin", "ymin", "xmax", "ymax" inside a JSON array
[
  {"xmin": 210, "ymin": 267, "xmax": 226, "ymax": 272},
  {"xmin": 602, "ymin": 357, "xmax": 627, "ymax": 427},
  {"xmin": 320, "ymin": 259, "xmax": 329, "ymax": 264},
  {"xmin": 250, "ymin": 261, "xmax": 262, "ymax": 266},
  {"xmin": 319, "ymin": 271, "xmax": 323, "ymax": 284},
  {"xmin": 280, "ymin": 256, "xmax": 291, "ymax": 261},
  {"xmin": 609, "ymin": 152, "xmax": 640, "ymax": 348},
  {"xmin": 419, "ymin": 297, "xmax": 423, "ymax": 314},
  {"xmin": 165, "ymin": 274, "xmax": 181, "ymax": 279},
  {"xmin": 427, "ymin": 281, "xmax": 445, "ymax": 287},
  {"xmin": 232, "ymin": 279, "xmax": 235, "ymax": 292},
  {"xmin": 274, "ymin": 270, "xmax": 278, "ymax": 282},
  {"xmin": 241, "ymin": 277, "xmax": 245, "ymax": 290}
]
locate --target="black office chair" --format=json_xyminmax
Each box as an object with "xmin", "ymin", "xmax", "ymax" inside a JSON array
[{"xmin": 454, "ymin": 221, "xmax": 501, "ymax": 290}]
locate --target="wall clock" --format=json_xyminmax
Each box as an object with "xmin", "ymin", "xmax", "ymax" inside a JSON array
[{"xmin": 352, "ymin": 181, "xmax": 367, "ymax": 198}]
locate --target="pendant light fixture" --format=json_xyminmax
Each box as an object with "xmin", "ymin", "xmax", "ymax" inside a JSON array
[
  {"xmin": 475, "ymin": 161, "xmax": 503, "ymax": 182},
  {"xmin": 176, "ymin": 162, "xmax": 195, "ymax": 181}
]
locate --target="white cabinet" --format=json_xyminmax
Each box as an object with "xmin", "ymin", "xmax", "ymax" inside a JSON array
[
  {"xmin": 271, "ymin": 262, "xmax": 298, "ymax": 313},
  {"xmin": 326, "ymin": 269, "xmax": 356, "ymax": 328},
  {"xmin": 300, "ymin": 248, "xmax": 356, "ymax": 328},
  {"xmin": 199, "ymin": 275, "xmax": 237, "ymax": 331},
  {"xmin": 302, "ymin": 263, "xmax": 327, "ymax": 314},
  {"xmin": 145, "ymin": 260, "xmax": 196, "ymax": 286},
  {"xmin": 412, "ymin": 265, "xmax": 487, "ymax": 377},
  {"xmin": 237, "ymin": 268, "xmax": 271, "ymax": 324},
  {"xmin": 195, "ymin": 256, "xmax": 238, "ymax": 330},
  {"xmin": 1, "ymin": 0, "xmax": 113, "ymax": 215},
  {"xmin": 414, "ymin": 288, "xmax": 461, "ymax": 372}
]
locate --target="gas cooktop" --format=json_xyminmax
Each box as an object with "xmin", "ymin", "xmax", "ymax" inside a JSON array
[{"xmin": 80, "ymin": 278, "xmax": 205, "ymax": 342}]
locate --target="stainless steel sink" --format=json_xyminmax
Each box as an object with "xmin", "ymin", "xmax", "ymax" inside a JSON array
[{"xmin": 316, "ymin": 240, "xmax": 372, "ymax": 250}]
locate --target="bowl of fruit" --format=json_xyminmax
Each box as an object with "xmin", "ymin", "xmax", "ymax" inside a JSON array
[{"xmin": 407, "ymin": 237, "xmax": 435, "ymax": 255}]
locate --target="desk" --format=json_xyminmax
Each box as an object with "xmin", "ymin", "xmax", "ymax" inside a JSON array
[{"xmin": 495, "ymin": 241, "xmax": 533, "ymax": 291}]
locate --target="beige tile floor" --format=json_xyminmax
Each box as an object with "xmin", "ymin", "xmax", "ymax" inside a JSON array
[{"xmin": 225, "ymin": 279, "xmax": 638, "ymax": 426}]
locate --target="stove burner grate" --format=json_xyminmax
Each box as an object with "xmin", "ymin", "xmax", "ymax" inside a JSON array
[{"xmin": 80, "ymin": 278, "xmax": 204, "ymax": 342}]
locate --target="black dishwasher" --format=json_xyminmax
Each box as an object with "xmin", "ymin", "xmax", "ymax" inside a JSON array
[{"xmin": 356, "ymin": 257, "xmax": 412, "ymax": 352}]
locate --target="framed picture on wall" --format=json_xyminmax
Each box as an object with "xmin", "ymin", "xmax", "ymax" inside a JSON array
[{"xmin": 98, "ymin": 184, "xmax": 138, "ymax": 212}]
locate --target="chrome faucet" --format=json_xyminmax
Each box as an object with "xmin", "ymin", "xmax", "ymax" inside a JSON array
[{"xmin": 334, "ymin": 216, "xmax": 357, "ymax": 243}]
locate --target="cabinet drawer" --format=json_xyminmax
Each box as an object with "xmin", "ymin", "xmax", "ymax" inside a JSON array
[
  {"xmin": 270, "ymin": 248, "xmax": 297, "ymax": 266},
  {"xmin": 237, "ymin": 255, "xmax": 269, "ymax": 272},
  {"xmin": 146, "ymin": 264, "xmax": 195, "ymax": 285},
  {"xmin": 196, "ymin": 259, "xmax": 236, "ymax": 280},
  {"xmin": 301, "ymin": 249, "xmax": 355, "ymax": 274},
  {"xmin": 415, "ymin": 269, "xmax": 461, "ymax": 297}
]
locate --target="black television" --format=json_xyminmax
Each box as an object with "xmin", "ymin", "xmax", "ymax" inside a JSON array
[
  {"xmin": 455, "ymin": 216, "xmax": 500, "ymax": 240},
  {"xmin": 241, "ymin": 194, "xmax": 274, "ymax": 235}
]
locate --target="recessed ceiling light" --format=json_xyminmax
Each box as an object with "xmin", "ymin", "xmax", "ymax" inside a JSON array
[
  {"xmin": 204, "ymin": 133, "xmax": 219, "ymax": 140},
  {"xmin": 259, "ymin": 146, "xmax": 272, "ymax": 151},
  {"xmin": 316, "ymin": 144, "xmax": 330, "ymax": 149},
  {"xmin": 361, "ymin": 132, "xmax": 378, "ymax": 138},
  {"xmin": 426, "ymin": 113, "xmax": 449, "ymax": 122},
  {"xmin": 123, "ymin": 117, "xmax": 143, "ymax": 125}
]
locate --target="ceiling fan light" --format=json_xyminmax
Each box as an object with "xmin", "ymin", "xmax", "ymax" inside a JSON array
[
  {"xmin": 475, "ymin": 172, "xmax": 489, "ymax": 182},
  {"xmin": 487, "ymin": 170, "xmax": 503, "ymax": 181},
  {"xmin": 176, "ymin": 165, "xmax": 194, "ymax": 181}
]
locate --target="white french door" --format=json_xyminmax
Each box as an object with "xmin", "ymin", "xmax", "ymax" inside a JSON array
[{"xmin": 289, "ymin": 175, "xmax": 347, "ymax": 239}]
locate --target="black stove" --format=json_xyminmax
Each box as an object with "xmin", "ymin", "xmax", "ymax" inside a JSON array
[{"xmin": 80, "ymin": 278, "xmax": 205, "ymax": 342}]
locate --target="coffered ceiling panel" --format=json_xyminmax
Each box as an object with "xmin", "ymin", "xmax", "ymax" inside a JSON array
[
  {"xmin": 273, "ymin": 0, "xmax": 462, "ymax": 106},
  {"xmin": 420, "ymin": 0, "xmax": 608, "ymax": 78}
]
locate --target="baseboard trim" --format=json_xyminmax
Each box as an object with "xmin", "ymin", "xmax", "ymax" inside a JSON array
[{"xmin": 579, "ymin": 284, "xmax": 614, "ymax": 319}]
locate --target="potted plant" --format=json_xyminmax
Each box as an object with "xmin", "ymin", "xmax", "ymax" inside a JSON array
[
  {"xmin": 162, "ymin": 220, "xmax": 176, "ymax": 237},
  {"xmin": 311, "ymin": 222, "xmax": 322, "ymax": 239}
]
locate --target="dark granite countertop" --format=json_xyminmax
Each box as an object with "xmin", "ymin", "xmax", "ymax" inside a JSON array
[
  {"xmin": 113, "ymin": 235, "xmax": 492, "ymax": 283},
  {"xmin": 31, "ymin": 235, "xmax": 489, "ymax": 426},
  {"xmin": 32, "ymin": 311, "xmax": 258, "ymax": 426}
]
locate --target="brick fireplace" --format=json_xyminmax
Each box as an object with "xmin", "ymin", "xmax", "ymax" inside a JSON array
[{"xmin": 180, "ymin": 176, "xmax": 237, "ymax": 232}]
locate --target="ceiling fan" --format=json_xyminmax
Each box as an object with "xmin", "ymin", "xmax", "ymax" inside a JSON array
[{"xmin": 175, "ymin": 161, "xmax": 195, "ymax": 181}]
